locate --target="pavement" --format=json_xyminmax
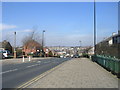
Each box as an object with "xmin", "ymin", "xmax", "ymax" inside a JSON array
[{"xmin": 25, "ymin": 58, "xmax": 119, "ymax": 88}]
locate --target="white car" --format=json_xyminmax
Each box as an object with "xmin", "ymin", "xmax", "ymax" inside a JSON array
[
  {"xmin": 0, "ymin": 50, "xmax": 10, "ymax": 58},
  {"xmin": 60, "ymin": 55, "xmax": 64, "ymax": 58}
]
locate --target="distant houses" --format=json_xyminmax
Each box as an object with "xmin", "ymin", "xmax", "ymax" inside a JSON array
[
  {"xmin": 88, "ymin": 47, "xmax": 94, "ymax": 55},
  {"xmin": 22, "ymin": 40, "xmax": 53, "ymax": 57},
  {"xmin": 23, "ymin": 40, "xmax": 42, "ymax": 56}
]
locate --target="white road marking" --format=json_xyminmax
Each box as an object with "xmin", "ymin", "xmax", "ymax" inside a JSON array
[
  {"xmin": 37, "ymin": 61, "xmax": 41, "ymax": 63},
  {"xmin": 44, "ymin": 61, "xmax": 50, "ymax": 64},
  {"xmin": 0, "ymin": 69, "xmax": 18, "ymax": 74},
  {"xmin": 26, "ymin": 64, "xmax": 39, "ymax": 68}
]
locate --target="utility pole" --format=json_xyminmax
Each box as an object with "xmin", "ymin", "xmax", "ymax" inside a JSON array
[
  {"xmin": 14, "ymin": 31, "xmax": 17, "ymax": 58},
  {"xmin": 42, "ymin": 30, "xmax": 45, "ymax": 57},
  {"xmin": 94, "ymin": 0, "xmax": 96, "ymax": 55}
]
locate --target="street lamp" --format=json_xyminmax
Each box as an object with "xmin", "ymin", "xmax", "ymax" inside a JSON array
[
  {"xmin": 118, "ymin": 2, "xmax": 120, "ymax": 35},
  {"xmin": 79, "ymin": 41, "xmax": 82, "ymax": 48},
  {"xmin": 94, "ymin": 0, "xmax": 96, "ymax": 55},
  {"xmin": 14, "ymin": 31, "xmax": 16, "ymax": 58},
  {"xmin": 42, "ymin": 30, "xmax": 45, "ymax": 57}
]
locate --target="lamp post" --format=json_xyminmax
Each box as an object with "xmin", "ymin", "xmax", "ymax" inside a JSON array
[
  {"xmin": 79, "ymin": 41, "xmax": 82, "ymax": 48},
  {"xmin": 118, "ymin": 2, "xmax": 120, "ymax": 35},
  {"xmin": 118, "ymin": 2, "xmax": 120, "ymax": 59},
  {"xmin": 42, "ymin": 30, "xmax": 45, "ymax": 57},
  {"xmin": 14, "ymin": 31, "xmax": 17, "ymax": 58},
  {"xmin": 94, "ymin": 0, "xmax": 96, "ymax": 55}
]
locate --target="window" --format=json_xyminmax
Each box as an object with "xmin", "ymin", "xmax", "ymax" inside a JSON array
[
  {"xmin": 113, "ymin": 37, "xmax": 117, "ymax": 44},
  {"xmin": 117, "ymin": 36, "xmax": 120, "ymax": 43}
]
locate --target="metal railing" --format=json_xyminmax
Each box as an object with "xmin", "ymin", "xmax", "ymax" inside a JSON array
[{"xmin": 91, "ymin": 55, "xmax": 120, "ymax": 78}]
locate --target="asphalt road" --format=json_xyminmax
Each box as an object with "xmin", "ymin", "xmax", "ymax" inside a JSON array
[{"xmin": 2, "ymin": 57, "xmax": 71, "ymax": 88}]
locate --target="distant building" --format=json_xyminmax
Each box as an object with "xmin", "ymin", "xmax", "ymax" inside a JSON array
[
  {"xmin": 88, "ymin": 47, "xmax": 94, "ymax": 55},
  {"xmin": 96, "ymin": 32, "xmax": 120, "ymax": 59},
  {"xmin": 23, "ymin": 40, "xmax": 42, "ymax": 56},
  {"xmin": 47, "ymin": 46, "xmax": 87, "ymax": 57},
  {"xmin": 43, "ymin": 47, "xmax": 53, "ymax": 57},
  {"xmin": 0, "ymin": 40, "xmax": 13, "ymax": 53}
]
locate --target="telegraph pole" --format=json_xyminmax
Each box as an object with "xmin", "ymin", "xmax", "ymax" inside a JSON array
[{"xmin": 14, "ymin": 31, "xmax": 17, "ymax": 58}]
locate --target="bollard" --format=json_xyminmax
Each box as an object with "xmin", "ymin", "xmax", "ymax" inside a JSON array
[
  {"xmin": 23, "ymin": 55, "xmax": 25, "ymax": 62},
  {"xmin": 89, "ymin": 55, "xmax": 91, "ymax": 60},
  {"xmin": 29, "ymin": 56, "xmax": 31, "ymax": 61}
]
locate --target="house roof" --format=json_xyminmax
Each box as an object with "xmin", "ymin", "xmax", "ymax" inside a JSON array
[
  {"xmin": 97, "ymin": 33, "xmax": 119, "ymax": 45},
  {"xmin": 0, "ymin": 40, "xmax": 12, "ymax": 48},
  {"xmin": 24, "ymin": 40, "xmax": 41, "ymax": 48}
]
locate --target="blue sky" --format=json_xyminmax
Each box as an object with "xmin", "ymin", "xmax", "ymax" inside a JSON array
[{"xmin": 2, "ymin": 2, "xmax": 118, "ymax": 46}]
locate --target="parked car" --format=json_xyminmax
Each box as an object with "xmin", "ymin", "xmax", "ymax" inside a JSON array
[
  {"xmin": 60, "ymin": 55, "xmax": 64, "ymax": 58},
  {"xmin": 0, "ymin": 52, "xmax": 5, "ymax": 59},
  {"xmin": 0, "ymin": 50, "xmax": 11, "ymax": 59},
  {"xmin": 74, "ymin": 55, "xmax": 80, "ymax": 58}
]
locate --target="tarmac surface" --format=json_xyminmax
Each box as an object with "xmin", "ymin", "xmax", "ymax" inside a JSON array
[{"xmin": 1, "ymin": 57, "xmax": 71, "ymax": 88}]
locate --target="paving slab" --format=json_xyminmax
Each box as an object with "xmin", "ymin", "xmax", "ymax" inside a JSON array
[{"xmin": 27, "ymin": 58, "xmax": 118, "ymax": 88}]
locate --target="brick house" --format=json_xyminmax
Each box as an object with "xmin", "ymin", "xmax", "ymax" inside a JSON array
[{"xmin": 23, "ymin": 40, "xmax": 42, "ymax": 56}]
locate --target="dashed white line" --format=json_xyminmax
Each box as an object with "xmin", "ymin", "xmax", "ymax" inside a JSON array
[
  {"xmin": 44, "ymin": 61, "xmax": 51, "ymax": 64},
  {"xmin": 0, "ymin": 69, "xmax": 18, "ymax": 74},
  {"xmin": 26, "ymin": 64, "xmax": 39, "ymax": 68}
]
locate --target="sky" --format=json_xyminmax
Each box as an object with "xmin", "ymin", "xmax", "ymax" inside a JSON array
[{"xmin": 1, "ymin": 2, "xmax": 118, "ymax": 47}]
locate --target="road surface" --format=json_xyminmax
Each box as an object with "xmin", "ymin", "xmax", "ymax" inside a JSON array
[{"xmin": 1, "ymin": 57, "xmax": 71, "ymax": 88}]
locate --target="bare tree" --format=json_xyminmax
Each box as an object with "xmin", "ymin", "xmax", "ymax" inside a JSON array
[{"xmin": 22, "ymin": 26, "xmax": 42, "ymax": 46}]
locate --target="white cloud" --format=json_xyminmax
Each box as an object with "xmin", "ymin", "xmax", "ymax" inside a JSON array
[
  {"xmin": 24, "ymin": 29, "xmax": 33, "ymax": 32},
  {"xmin": 0, "ymin": 24, "xmax": 17, "ymax": 30},
  {"xmin": 18, "ymin": 29, "xmax": 33, "ymax": 32}
]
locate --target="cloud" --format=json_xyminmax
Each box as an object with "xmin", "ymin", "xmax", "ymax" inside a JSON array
[
  {"xmin": 23, "ymin": 29, "xmax": 33, "ymax": 32},
  {"xmin": 0, "ymin": 24, "xmax": 17, "ymax": 30},
  {"xmin": 18, "ymin": 29, "xmax": 33, "ymax": 33}
]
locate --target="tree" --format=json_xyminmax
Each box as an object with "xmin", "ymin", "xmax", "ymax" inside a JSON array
[
  {"xmin": 48, "ymin": 51, "xmax": 53, "ymax": 57},
  {"xmin": 22, "ymin": 27, "xmax": 42, "ymax": 46},
  {"xmin": 22, "ymin": 28, "xmax": 42, "ymax": 56}
]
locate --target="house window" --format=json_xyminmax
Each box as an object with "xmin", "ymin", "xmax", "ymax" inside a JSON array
[
  {"xmin": 108, "ymin": 39, "xmax": 113, "ymax": 45},
  {"xmin": 117, "ymin": 36, "xmax": 120, "ymax": 43},
  {"xmin": 113, "ymin": 37, "xmax": 117, "ymax": 44}
]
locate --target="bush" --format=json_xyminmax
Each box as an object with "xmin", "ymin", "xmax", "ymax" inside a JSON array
[
  {"xmin": 48, "ymin": 51, "xmax": 53, "ymax": 57},
  {"xmin": 82, "ymin": 53, "xmax": 89, "ymax": 58},
  {"xmin": 16, "ymin": 49, "xmax": 22, "ymax": 56}
]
